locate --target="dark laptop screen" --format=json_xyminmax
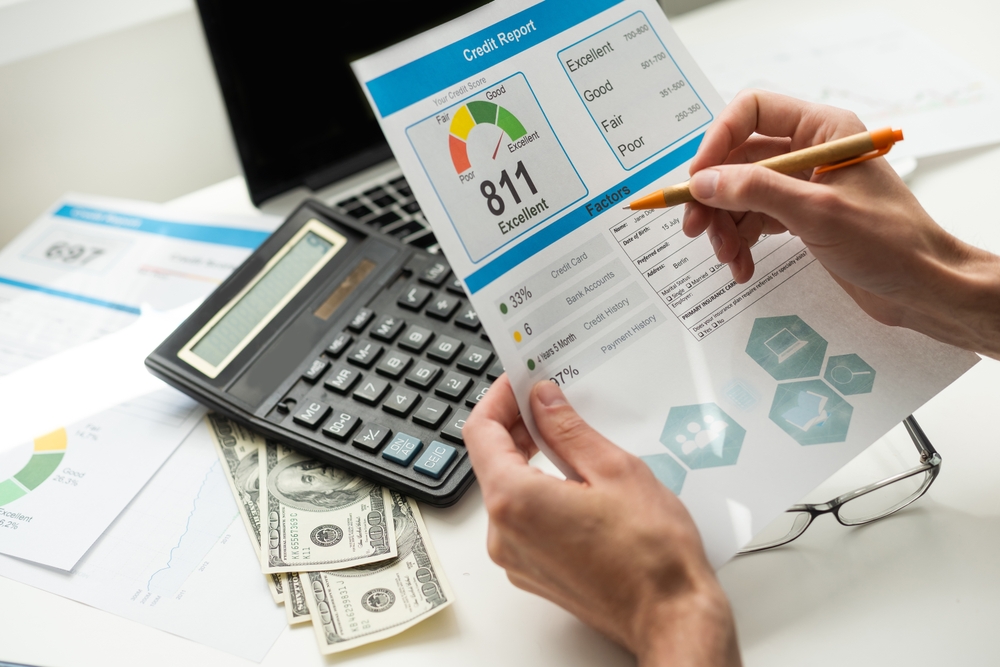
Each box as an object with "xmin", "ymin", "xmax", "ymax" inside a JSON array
[{"xmin": 197, "ymin": 0, "xmax": 490, "ymax": 205}]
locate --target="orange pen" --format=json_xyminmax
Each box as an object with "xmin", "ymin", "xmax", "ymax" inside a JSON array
[{"xmin": 625, "ymin": 127, "xmax": 904, "ymax": 210}]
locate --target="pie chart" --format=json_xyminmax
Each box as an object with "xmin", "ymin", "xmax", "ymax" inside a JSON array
[{"xmin": 0, "ymin": 428, "xmax": 67, "ymax": 506}]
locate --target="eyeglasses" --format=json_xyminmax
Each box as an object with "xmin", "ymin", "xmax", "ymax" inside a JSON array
[{"xmin": 738, "ymin": 416, "xmax": 940, "ymax": 554}]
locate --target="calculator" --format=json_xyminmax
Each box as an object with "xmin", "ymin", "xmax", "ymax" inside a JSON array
[{"xmin": 145, "ymin": 200, "xmax": 500, "ymax": 506}]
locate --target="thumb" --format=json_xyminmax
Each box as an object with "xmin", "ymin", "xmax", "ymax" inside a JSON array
[
  {"xmin": 530, "ymin": 381, "xmax": 637, "ymax": 483},
  {"xmin": 689, "ymin": 164, "xmax": 833, "ymax": 237}
]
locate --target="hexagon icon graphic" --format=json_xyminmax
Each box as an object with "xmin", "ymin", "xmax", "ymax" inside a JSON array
[
  {"xmin": 746, "ymin": 315, "xmax": 828, "ymax": 381},
  {"xmin": 824, "ymin": 354, "xmax": 876, "ymax": 395},
  {"xmin": 660, "ymin": 404, "xmax": 746, "ymax": 469},
  {"xmin": 769, "ymin": 379, "xmax": 853, "ymax": 445},
  {"xmin": 641, "ymin": 454, "xmax": 686, "ymax": 494}
]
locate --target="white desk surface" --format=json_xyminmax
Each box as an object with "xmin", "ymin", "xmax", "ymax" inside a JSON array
[{"xmin": 3, "ymin": 0, "xmax": 998, "ymax": 664}]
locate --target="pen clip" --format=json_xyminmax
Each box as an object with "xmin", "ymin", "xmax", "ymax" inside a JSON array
[{"xmin": 814, "ymin": 145, "xmax": 892, "ymax": 174}]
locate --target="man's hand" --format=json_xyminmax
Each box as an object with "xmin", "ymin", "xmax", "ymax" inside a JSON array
[
  {"xmin": 464, "ymin": 375, "xmax": 741, "ymax": 667},
  {"xmin": 683, "ymin": 89, "xmax": 1000, "ymax": 359}
]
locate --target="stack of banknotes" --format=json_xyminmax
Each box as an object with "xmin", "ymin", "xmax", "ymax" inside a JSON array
[{"xmin": 206, "ymin": 413, "xmax": 453, "ymax": 654}]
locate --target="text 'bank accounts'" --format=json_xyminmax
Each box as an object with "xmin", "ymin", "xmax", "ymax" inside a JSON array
[{"xmin": 353, "ymin": 0, "xmax": 978, "ymax": 565}]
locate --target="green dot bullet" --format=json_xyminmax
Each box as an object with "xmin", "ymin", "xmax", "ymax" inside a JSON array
[
  {"xmin": 500, "ymin": 303, "xmax": 508, "ymax": 314},
  {"xmin": 527, "ymin": 359, "xmax": 535, "ymax": 371}
]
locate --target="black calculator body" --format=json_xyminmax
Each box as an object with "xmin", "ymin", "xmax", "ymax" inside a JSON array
[{"xmin": 145, "ymin": 200, "xmax": 499, "ymax": 506}]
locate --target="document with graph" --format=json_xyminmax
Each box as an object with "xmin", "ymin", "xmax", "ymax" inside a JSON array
[
  {"xmin": 0, "ymin": 388, "xmax": 204, "ymax": 570},
  {"xmin": 353, "ymin": 0, "xmax": 979, "ymax": 565}
]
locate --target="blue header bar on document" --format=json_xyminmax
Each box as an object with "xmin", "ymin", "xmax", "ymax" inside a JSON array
[
  {"xmin": 54, "ymin": 205, "xmax": 270, "ymax": 249},
  {"xmin": 365, "ymin": 0, "xmax": 624, "ymax": 118}
]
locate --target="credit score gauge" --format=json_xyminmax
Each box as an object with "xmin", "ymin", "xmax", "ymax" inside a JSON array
[
  {"xmin": 448, "ymin": 101, "xmax": 528, "ymax": 173},
  {"xmin": 407, "ymin": 73, "xmax": 587, "ymax": 263}
]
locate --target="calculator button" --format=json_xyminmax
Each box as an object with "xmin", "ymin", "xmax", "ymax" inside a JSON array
[
  {"xmin": 413, "ymin": 441, "xmax": 458, "ymax": 479},
  {"xmin": 376, "ymin": 350, "xmax": 413, "ymax": 379},
  {"xmin": 292, "ymin": 401, "xmax": 330, "ymax": 429},
  {"xmin": 325, "ymin": 331, "xmax": 353, "ymax": 358},
  {"xmin": 454, "ymin": 307, "xmax": 481, "ymax": 331},
  {"xmin": 347, "ymin": 340, "xmax": 384, "ymax": 368},
  {"xmin": 353, "ymin": 424, "xmax": 392, "ymax": 453},
  {"xmin": 370, "ymin": 193, "xmax": 396, "ymax": 208},
  {"xmin": 466, "ymin": 381, "xmax": 491, "ymax": 408},
  {"xmin": 370, "ymin": 315, "xmax": 405, "ymax": 342},
  {"xmin": 302, "ymin": 358, "xmax": 329, "ymax": 383},
  {"xmin": 398, "ymin": 325, "xmax": 434, "ymax": 352},
  {"xmin": 427, "ymin": 336, "xmax": 463, "ymax": 363},
  {"xmin": 426, "ymin": 295, "xmax": 461, "ymax": 320},
  {"xmin": 353, "ymin": 378, "xmax": 391, "ymax": 405},
  {"xmin": 347, "ymin": 307, "xmax": 375, "ymax": 332},
  {"xmin": 486, "ymin": 357, "xmax": 504, "ymax": 381},
  {"xmin": 419, "ymin": 261, "xmax": 450, "ymax": 286},
  {"xmin": 413, "ymin": 398, "xmax": 451, "ymax": 429},
  {"xmin": 446, "ymin": 276, "xmax": 466, "ymax": 295},
  {"xmin": 456, "ymin": 346, "xmax": 493, "ymax": 374},
  {"xmin": 382, "ymin": 433, "xmax": 423, "ymax": 466},
  {"xmin": 321, "ymin": 411, "xmax": 360, "ymax": 441},
  {"xmin": 324, "ymin": 365, "xmax": 361, "ymax": 394},
  {"xmin": 440, "ymin": 409, "xmax": 470, "ymax": 445},
  {"xmin": 435, "ymin": 371, "xmax": 472, "ymax": 401},
  {"xmin": 405, "ymin": 360, "xmax": 442, "ymax": 389},
  {"xmin": 397, "ymin": 285, "xmax": 432, "ymax": 310},
  {"xmin": 382, "ymin": 386, "xmax": 420, "ymax": 417},
  {"xmin": 401, "ymin": 200, "xmax": 421, "ymax": 214}
]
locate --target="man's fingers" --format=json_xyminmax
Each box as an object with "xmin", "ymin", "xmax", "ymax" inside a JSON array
[
  {"xmin": 690, "ymin": 90, "xmax": 866, "ymax": 172},
  {"xmin": 689, "ymin": 163, "xmax": 836, "ymax": 238},
  {"xmin": 530, "ymin": 381, "xmax": 641, "ymax": 483},
  {"xmin": 465, "ymin": 375, "xmax": 541, "ymax": 495}
]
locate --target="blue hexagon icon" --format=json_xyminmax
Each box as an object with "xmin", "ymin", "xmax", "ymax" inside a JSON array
[
  {"xmin": 769, "ymin": 380, "xmax": 853, "ymax": 445},
  {"xmin": 746, "ymin": 315, "xmax": 828, "ymax": 381},
  {"xmin": 660, "ymin": 404, "xmax": 745, "ymax": 469},
  {"xmin": 824, "ymin": 354, "xmax": 876, "ymax": 395},
  {"xmin": 641, "ymin": 454, "xmax": 686, "ymax": 494}
]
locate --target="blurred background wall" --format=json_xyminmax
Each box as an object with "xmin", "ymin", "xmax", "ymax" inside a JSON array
[{"xmin": 0, "ymin": 0, "xmax": 719, "ymax": 247}]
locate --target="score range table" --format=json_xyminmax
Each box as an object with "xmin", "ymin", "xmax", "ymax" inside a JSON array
[{"xmin": 610, "ymin": 207, "xmax": 816, "ymax": 339}]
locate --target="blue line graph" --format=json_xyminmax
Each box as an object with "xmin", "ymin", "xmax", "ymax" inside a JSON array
[{"xmin": 145, "ymin": 461, "xmax": 238, "ymax": 596}]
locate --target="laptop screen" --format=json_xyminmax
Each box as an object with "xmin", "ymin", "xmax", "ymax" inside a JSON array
[{"xmin": 197, "ymin": 0, "xmax": 491, "ymax": 205}]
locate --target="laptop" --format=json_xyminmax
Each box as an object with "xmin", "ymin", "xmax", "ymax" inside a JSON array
[{"xmin": 195, "ymin": 0, "xmax": 491, "ymax": 245}]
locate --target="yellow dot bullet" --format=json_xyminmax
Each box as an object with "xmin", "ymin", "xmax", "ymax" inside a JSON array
[{"xmin": 513, "ymin": 331, "xmax": 522, "ymax": 343}]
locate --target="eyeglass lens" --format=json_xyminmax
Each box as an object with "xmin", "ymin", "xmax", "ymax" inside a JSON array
[{"xmin": 836, "ymin": 469, "xmax": 933, "ymax": 525}]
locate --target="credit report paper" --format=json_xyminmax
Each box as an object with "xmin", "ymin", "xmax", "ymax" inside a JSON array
[{"xmin": 353, "ymin": 0, "xmax": 978, "ymax": 565}]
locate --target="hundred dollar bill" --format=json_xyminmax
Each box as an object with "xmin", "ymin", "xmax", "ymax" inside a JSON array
[
  {"xmin": 260, "ymin": 442, "xmax": 396, "ymax": 574},
  {"xmin": 205, "ymin": 413, "xmax": 285, "ymax": 604},
  {"xmin": 302, "ymin": 491, "xmax": 453, "ymax": 653},
  {"xmin": 283, "ymin": 572, "xmax": 312, "ymax": 625}
]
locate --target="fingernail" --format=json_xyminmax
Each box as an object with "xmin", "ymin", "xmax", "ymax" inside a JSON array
[
  {"xmin": 535, "ymin": 381, "xmax": 567, "ymax": 407},
  {"xmin": 690, "ymin": 169, "xmax": 719, "ymax": 199},
  {"xmin": 710, "ymin": 235, "xmax": 722, "ymax": 255}
]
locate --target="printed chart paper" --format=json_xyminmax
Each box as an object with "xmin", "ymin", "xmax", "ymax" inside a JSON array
[
  {"xmin": 0, "ymin": 193, "xmax": 279, "ymax": 376},
  {"xmin": 0, "ymin": 421, "xmax": 286, "ymax": 661},
  {"xmin": 0, "ymin": 389, "xmax": 203, "ymax": 570},
  {"xmin": 353, "ymin": 0, "xmax": 979, "ymax": 565}
]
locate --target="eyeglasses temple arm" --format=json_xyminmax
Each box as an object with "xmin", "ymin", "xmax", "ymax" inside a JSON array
[{"xmin": 903, "ymin": 415, "xmax": 939, "ymax": 462}]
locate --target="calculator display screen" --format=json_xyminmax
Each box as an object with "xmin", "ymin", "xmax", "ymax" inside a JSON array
[{"xmin": 178, "ymin": 220, "xmax": 347, "ymax": 378}]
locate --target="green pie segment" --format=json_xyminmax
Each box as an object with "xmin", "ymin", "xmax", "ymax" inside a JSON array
[{"xmin": 0, "ymin": 428, "xmax": 67, "ymax": 506}]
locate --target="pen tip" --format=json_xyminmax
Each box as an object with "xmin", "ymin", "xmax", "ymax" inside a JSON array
[{"xmin": 621, "ymin": 206, "xmax": 630, "ymax": 210}]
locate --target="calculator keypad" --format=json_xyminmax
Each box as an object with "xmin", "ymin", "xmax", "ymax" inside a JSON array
[{"xmin": 276, "ymin": 259, "xmax": 504, "ymax": 495}]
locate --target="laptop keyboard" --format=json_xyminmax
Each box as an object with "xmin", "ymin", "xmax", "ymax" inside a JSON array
[{"xmin": 331, "ymin": 175, "xmax": 439, "ymax": 252}]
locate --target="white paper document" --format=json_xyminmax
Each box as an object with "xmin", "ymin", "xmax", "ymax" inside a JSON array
[
  {"xmin": 683, "ymin": 13, "xmax": 1000, "ymax": 160},
  {"xmin": 353, "ymin": 0, "xmax": 979, "ymax": 565},
  {"xmin": 0, "ymin": 388, "xmax": 203, "ymax": 570},
  {"xmin": 0, "ymin": 193, "xmax": 280, "ymax": 375},
  {"xmin": 0, "ymin": 421, "xmax": 287, "ymax": 661}
]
